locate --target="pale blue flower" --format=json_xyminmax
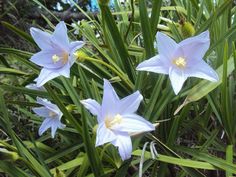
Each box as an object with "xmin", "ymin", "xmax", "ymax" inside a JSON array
[
  {"xmin": 81, "ymin": 79, "xmax": 155, "ymax": 160},
  {"xmin": 32, "ymin": 97, "xmax": 65, "ymax": 138},
  {"xmin": 136, "ymin": 30, "xmax": 219, "ymax": 94},
  {"xmin": 30, "ymin": 21, "xmax": 85, "ymax": 87}
]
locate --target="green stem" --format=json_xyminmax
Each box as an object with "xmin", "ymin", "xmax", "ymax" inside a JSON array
[
  {"xmin": 226, "ymin": 144, "xmax": 233, "ymax": 177},
  {"xmin": 84, "ymin": 56, "xmax": 134, "ymax": 89}
]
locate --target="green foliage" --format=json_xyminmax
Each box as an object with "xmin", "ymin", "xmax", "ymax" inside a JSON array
[{"xmin": 0, "ymin": 0, "xmax": 236, "ymax": 176}]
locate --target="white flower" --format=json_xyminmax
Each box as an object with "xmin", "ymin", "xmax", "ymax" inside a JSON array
[
  {"xmin": 32, "ymin": 97, "xmax": 65, "ymax": 138},
  {"xmin": 81, "ymin": 79, "xmax": 155, "ymax": 160},
  {"xmin": 136, "ymin": 30, "xmax": 219, "ymax": 94}
]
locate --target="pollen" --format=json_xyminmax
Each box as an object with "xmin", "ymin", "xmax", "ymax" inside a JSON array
[
  {"xmin": 105, "ymin": 114, "xmax": 123, "ymax": 129},
  {"xmin": 62, "ymin": 52, "xmax": 69, "ymax": 64},
  {"xmin": 172, "ymin": 57, "xmax": 187, "ymax": 68}
]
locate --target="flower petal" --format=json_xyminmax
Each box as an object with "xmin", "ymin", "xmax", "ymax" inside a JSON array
[
  {"xmin": 80, "ymin": 99, "xmax": 101, "ymax": 120},
  {"xmin": 32, "ymin": 107, "xmax": 50, "ymax": 117},
  {"xmin": 136, "ymin": 55, "xmax": 169, "ymax": 74},
  {"xmin": 169, "ymin": 67, "xmax": 187, "ymax": 95},
  {"xmin": 178, "ymin": 30, "xmax": 210, "ymax": 60},
  {"xmin": 112, "ymin": 114, "xmax": 155, "ymax": 133},
  {"xmin": 68, "ymin": 41, "xmax": 85, "ymax": 66},
  {"xmin": 36, "ymin": 68, "xmax": 60, "ymax": 87},
  {"xmin": 101, "ymin": 79, "xmax": 120, "ymax": 118},
  {"xmin": 69, "ymin": 41, "xmax": 85, "ymax": 52},
  {"xmin": 96, "ymin": 123, "xmax": 116, "ymax": 147},
  {"xmin": 58, "ymin": 62, "xmax": 71, "ymax": 78},
  {"xmin": 156, "ymin": 32, "xmax": 177, "ymax": 59},
  {"xmin": 51, "ymin": 119, "xmax": 65, "ymax": 138},
  {"xmin": 36, "ymin": 97, "xmax": 62, "ymax": 117},
  {"xmin": 30, "ymin": 27, "xmax": 53, "ymax": 50},
  {"xmin": 30, "ymin": 51, "xmax": 65, "ymax": 69},
  {"xmin": 38, "ymin": 118, "xmax": 52, "ymax": 136},
  {"xmin": 26, "ymin": 84, "xmax": 45, "ymax": 91},
  {"xmin": 52, "ymin": 21, "xmax": 69, "ymax": 50},
  {"xmin": 118, "ymin": 91, "xmax": 143, "ymax": 114},
  {"xmin": 111, "ymin": 132, "xmax": 132, "ymax": 161},
  {"xmin": 186, "ymin": 59, "xmax": 219, "ymax": 82}
]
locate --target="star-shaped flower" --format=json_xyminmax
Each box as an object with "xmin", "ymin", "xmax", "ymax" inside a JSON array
[
  {"xmin": 81, "ymin": 79, "xmax": 155, "ymax": 160},
  {"xmin": 30, "ymin": 21, "xmax": 85, "ymax": 87},
  {"xmin": 32, "ymin": 97, "xmax": 65, "ymax": 138},
  {"xmin": 136, "ymin": 30, "xmax": 219, "ymax": 94}
]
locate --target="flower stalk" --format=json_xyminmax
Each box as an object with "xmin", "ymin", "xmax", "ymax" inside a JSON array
[{"xmin": 76, "ymin": 54, "xmax": 134, "ymax": 89}]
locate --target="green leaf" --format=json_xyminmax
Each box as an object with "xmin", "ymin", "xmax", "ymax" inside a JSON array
[
  {"xmin": 133, "ymin": 150, "xmax": 216, "ymax": 170},
  {"xmin": 99, "ymin": 3, "xmax": 135, "ymax": 81},
  {"xmin": 50, "ymin": 156, "xmax": 84, "ymax": 174},
  {"xmin": 1, "ymin": 21, "xmax": 35, "ymax": 44},
  {"xmin": 150, "ymin": 0, "xmax": 162, "ymax": 39},
  {"xmin": 196, "ymin": 0, "xmax": 232, "ymax": 33},
  {"xmin": 139, "ymin": 0, "xmax": 155, "ymax": 58},
  {"xmin": 0, "ymin": 161, "xmax": 29, "ymax": 177},
  {"xmin": 81, "ymin": 106, "xmax": 104, "ymax": 177},
  {"xmin": 177, "ymin": 147, "xmax": 236, "ymax": 174},
  {"xmin": 0, "ymin": 67, "xmax": 28, "ymax": 75},
  {"xmin": 181, "ymin": 56, "xmax": 234, "ymax": 106}
]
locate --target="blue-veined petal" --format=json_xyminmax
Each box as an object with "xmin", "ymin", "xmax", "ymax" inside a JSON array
[
  {"xmin": 52, "ymin": 21, "xmax": 70, "ymax": 50},
  {"xmin": 58, "ymin": 62, "xmax": 71, "ymax": 78},
  {"xmin": 80, "ymin": 99, "xmax": 101, "ymax": 121},
  {"xmin": 112, "ymin": 114, "xmax": 155, "ymax": 133},
  {"xmin": 111, "ymin": 132, "xmax": 132, "ymax": 161},
  {"xmin": 36, "ymin": 68, "xmax": 60, "ymax": 87},
  {"xmin": 178, "ymin": 31, "xmax": 210, "ymax": 60},
  {"xmin": 96, "ymin": 123, "xmax": 116, "ymax": 147},
  {"xmin": 36, "ymin": 97, "xmax": 61, "ymax": 116},
  {"xmin": 51, "ymin": 119, "xmax": 66, "ymax": 138},
  {"xmin": 69, "ymin": 41, "xmax": 85, "ymax": 66},
  {"xmin": 118, "ymin": 91, "xmax": 143, "ymax": 114},
  {"xmin": 156, "ymin": 32, "xmax": 177, "ymax": 59},
  {"xmin": 30, "ymin": 27, "xmax": 53, "ymax": 50},
  {"xmin": 70, "ymin": 41, "xmax": 85, "ymax": 52},
  {"xmin": 32, "ymin": 107, "xmax": 50, "ymax": 117},
  {"xmin": 186, "ymin": 59, "xmax": 219, "ymax": 82},
  {"xmin": 136, "ymin": 55, "xmax": 169, "ymax": 74},
  {"xmin": 101, "ymin": 79, "xmax": 120, "ymax": 118},
  {"xmin": 38, "ymin": 117, "xmax": 53, "ymax": 136},
  {"xmin": 169, "ymin": 67, "xmax": 187, "ymax": 95}
]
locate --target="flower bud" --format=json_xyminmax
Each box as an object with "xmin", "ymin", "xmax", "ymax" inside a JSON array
[
  {"xmin": 0, "ymin": 148, "xmax": 19, "ymax": 162},
  {"xmin": 53, "ymin": 168, "xmax": 66, "ymax": 177},
  {"xmin": 179, "ymin": 20, "xmax": 195, "ymax": 38},
  {"xmin": 74, "ymin": 51, "xmax": 87, "ymax": 62},
  {"xmin": 66, "ymin": 104, "xmax": 77, "ymax": 112}
]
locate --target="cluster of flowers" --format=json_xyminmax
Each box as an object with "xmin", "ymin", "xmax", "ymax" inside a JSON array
[{"xmin": 28, "ymin": 21, "xmax": 218, "ymax": 160}]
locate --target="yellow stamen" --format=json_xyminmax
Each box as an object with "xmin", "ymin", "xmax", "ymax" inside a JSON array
[
  {"xmin": 61, "ymin": 52, "xmax": 69, "ymax": 64},
  {"xmin": 105, "ymin": 114, "xmax": 123, "ymax": 129},
  {"xmin": 172, "ymin": 57, "xmax": 187, "ymax": 68},
  {"xmin": 49, "ymin": 111, "xmax": 57, "ymax": 118}
]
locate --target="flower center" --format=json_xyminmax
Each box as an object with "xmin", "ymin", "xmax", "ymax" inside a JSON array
[
  {"xmin": 172, "ymin": 57, "xmax": 187, "ymax": 68},
  {"xmin": 51, "ymin": 52, "xmax": 68, "ymax": 65},
  {"xmin": 105, "ymin": 114, "xmax": 123, "ymax": 129},
  {"xmin": 49, "ymin": 111, "xmax": 57, "ymax": 118}
]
